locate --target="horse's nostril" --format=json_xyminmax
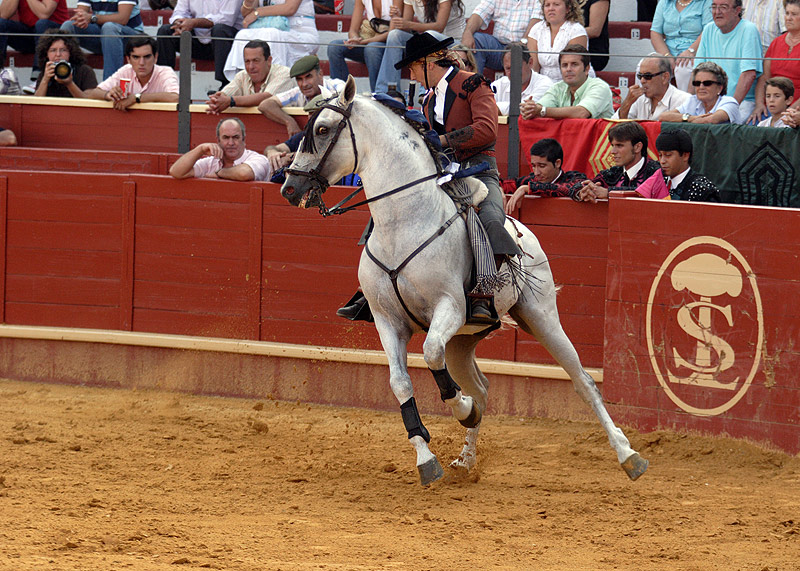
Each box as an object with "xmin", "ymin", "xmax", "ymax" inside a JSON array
[{"xmin": 284, "ymin": 186, "xmax": 295, "ymax": 196}]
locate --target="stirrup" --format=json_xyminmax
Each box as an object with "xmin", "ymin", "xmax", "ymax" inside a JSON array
[
  {"xmin": 466, "ymin": 293, "xmax": 499, "ymax": 325},
  {"xmin": 336, "ymin": 291, "xmax": 374, "ymax": 322}
]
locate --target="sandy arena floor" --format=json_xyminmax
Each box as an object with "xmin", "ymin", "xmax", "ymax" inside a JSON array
[{"xmin": 0, "ymin": 378, "xmax": 798, "ymax": 570}]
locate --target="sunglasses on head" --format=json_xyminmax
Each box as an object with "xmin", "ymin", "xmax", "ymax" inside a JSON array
[
  {"xmin": 636, "ymin": 71, "xmax": 667, "ymax": 80},
  {"xmin": 692, "ymin": 80, "xmax": 720, "ymax": 87}
]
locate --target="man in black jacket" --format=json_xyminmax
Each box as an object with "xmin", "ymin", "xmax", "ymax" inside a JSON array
[
  {"xmin": 575, "ymin": 121, "xmax": 662, "ymax": 202},
  {"xmin": 656, "ymin": 128, "xmax": 721, "ymax": 202}
]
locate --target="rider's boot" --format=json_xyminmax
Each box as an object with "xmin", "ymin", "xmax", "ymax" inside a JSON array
[
  {"xmin": 336, "ymin": 290, "xmax": 373, "ymax": 321},
  {"xmin": 467, "ymin": 254, "xmax": 507, "ymax": 323}
]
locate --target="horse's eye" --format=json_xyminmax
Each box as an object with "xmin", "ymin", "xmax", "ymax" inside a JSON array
[{"xmin": 316, "ymin": 126, "xmax": 329, "ymax": 136}]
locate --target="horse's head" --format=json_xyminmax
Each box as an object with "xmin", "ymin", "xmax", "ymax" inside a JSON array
[{"xmin": 281, "ymin": 76, "xmax": 359, "ymax": 209}]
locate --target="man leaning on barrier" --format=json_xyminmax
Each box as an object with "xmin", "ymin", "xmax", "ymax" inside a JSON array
[
  {"xmin": 170, "ymin": 117, "xmax": 272, "ymax": 181},
  {"xmin": 86, "ymin": 35, "xmax": 178, "ymax": 110},
  {"xmin": 205, "ymin": 39, "xmax": 294, "ymax": 115}
]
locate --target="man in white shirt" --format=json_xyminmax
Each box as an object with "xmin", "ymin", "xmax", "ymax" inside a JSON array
[
  {"xmin": 258, "ymin": 54, "xmax": 345, "ymax": 136},
  {"xmin": 169, "ymin": 117, "xmax": 271, "ymax": 181},
  {"xmin": 613, "ymin": 56, "xmax": 690, "ymax": 121},
  {"xmin": 491, "ymin": 42, "xmax": 553, "ymax": 115},
  {"xmin": 156, "ymin": 0, "xmax": 243, "ymax": 90}
]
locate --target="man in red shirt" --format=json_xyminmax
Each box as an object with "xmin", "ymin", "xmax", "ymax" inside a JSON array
[{"xmin": 0, "ymin": 0, "xmax": 69, "ymax": 82}]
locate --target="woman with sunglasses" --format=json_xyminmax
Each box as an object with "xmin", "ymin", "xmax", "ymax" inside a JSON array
[{"xmin": 660, "ymin": 61, "xmax": 740, "ymax": 124}]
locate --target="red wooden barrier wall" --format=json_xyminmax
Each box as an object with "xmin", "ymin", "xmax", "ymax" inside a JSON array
[
  {"xmin": 604, "ymin": 197, "xmax": 800, "ymax": 453},
  {"xmin": 0, "ymin": 171, "xmax": 598, "ymax": 366}
]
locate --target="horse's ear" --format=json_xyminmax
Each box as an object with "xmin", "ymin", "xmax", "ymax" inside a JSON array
[{"xmin": 339, "ymin": 75, "xmax": 357, "ymax": 106}]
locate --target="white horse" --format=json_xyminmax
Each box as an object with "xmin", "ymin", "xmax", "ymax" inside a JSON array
[{"xmin": 281, "ymin": 77, "xmax": 648, "ymax": 486}]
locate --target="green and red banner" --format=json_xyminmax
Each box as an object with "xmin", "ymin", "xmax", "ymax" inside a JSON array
[{"xmin": 518, "ymin": 117, "xmax": 800, "ymax": 206}]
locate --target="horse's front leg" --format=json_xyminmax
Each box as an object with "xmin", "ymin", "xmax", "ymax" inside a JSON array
[
  {"xmin": 372, "ymin": 315, "xmax": 444, "ymax": 486},
  {"xmin": 423, "ymin": 297, "xmax": 482, "ymax": 429}
]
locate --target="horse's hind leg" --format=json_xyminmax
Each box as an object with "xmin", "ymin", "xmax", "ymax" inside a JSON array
[
  {"xmin": 373, "ymin": 315, "xmax": 444, "ymax": 486},
  {"xmin": 443, "ymin": 332, "xmax": 492, "ymax": 472},
  {"xmin": 509, "ymin": 299, "xmax": 648, "ymax": 481}
]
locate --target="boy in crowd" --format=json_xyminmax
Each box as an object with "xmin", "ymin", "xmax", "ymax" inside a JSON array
[
  {"xmin": 503, "ymin": 138, "xmax": 586, "ymax": 213},
  {"xmin": 757, "ymin": 77, "xmax": 794, "ymax": 128}
]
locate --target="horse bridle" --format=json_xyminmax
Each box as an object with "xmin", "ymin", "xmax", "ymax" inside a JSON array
[{"xmin": 284, "ymin": 102, "xmax": 359, "ymax": 203}]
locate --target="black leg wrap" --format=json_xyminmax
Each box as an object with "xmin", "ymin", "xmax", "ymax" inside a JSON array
[
  {"xmin": 430, "ymin": 367, "xmax": 461, "ymax": 402},
  {"xmin": 400, "ymin": 397, "xmax": 430, "ymax": 442}
]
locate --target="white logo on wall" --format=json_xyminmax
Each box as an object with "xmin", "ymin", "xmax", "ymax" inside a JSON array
[{"xmin": 646, "ymin": 237, "xmax": 764, "ymax": 417}]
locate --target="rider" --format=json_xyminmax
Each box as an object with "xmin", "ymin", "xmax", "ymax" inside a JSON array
[{"xmin": 337, "ymin": 31, "xmax": 521, "ymax": 323}]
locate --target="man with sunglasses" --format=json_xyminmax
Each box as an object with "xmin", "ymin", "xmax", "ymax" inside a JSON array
[
  {"xmin": 613, "ymin": 56, "xmax": 689, "ymax": 120},
  {"xmin": 695, "ymin": 0, "xmax": 763, "ymax": 122}
]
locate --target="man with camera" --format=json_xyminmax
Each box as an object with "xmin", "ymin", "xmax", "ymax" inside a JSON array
[
  {"xmin": 86, "ymin": 36, "xmax": 179, "ymax": 111},
  {"xmin": 33, "ymin": 29, "xmax": 97, "ymax": 98}
]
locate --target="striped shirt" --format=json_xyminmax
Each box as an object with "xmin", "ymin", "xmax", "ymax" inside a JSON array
[
  {"xmin": 77, "ymin": 0, "xmax": 145, "ymax": 32},
  {"xmin": 743, "ymin": 0, "xmax": 785, "ymax": 53},
  {"xmin": 471, "ymin": 0, "xmax": 542, "ymax": 44}
]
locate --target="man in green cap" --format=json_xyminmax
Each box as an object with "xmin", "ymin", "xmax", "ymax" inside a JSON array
[{"xmin": 258, "ymin": 54, "xmax": 346, "ymax": 136}]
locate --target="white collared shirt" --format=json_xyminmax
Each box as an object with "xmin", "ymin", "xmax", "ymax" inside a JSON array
[
  {"xmin": 612, "ymin": 84, "xmax": 691, "ymax": 121},
  {"xmin": 668, "ymin": 167, "xmax": 691, "ymax": 190},
  {"xmin": 625, "ymin": 157, "xmax": 646, "ymax": 183},
  {"xmin": 433, "ymin": 66, "xmax": 455, "ymax": 125}
]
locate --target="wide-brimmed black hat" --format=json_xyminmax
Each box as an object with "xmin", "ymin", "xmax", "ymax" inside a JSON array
[{"xmin": 394, "ymin": 32, "xmax": 454, "ymax": 70}]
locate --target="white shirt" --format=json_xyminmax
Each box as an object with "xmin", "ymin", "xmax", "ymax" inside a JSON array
[
  {"xmin": 193, "ymin": 148, "xmax": 272, "ymax": 181},
  {"xmin": 433, "ymin": 66, "xmax": 455, "ymax": 125},
  {"xmin": 668, "ymin": 167, "xmax": 690, "ymax": 190},
  {"xmin": 612, "ymin": 84, "xmax": 691, "ymax": 121},
  {"xmin": 624, "ymin": 157, "xmax": 646, "ymax": 183},
  {"xmin": 757, "ymin": 115, "xmax": 790, "ymax": 128},
  {"xmin": 491, "ymin": 71, "xmax": 553, "ymax": 115},
  {"xmin": 170, "ymin": 0, "xmax": 244, "ymax": 44},
  {"xmin": 527, "ymin": 20, "xmax": 588, "ymax": 82}
]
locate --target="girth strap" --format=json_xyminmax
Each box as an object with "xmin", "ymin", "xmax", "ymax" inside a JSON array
[{"xmin": 365, "ymin": 205, "xmax": 466, "ymax": 331}]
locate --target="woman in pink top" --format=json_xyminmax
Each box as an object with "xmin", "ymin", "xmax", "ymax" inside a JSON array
[{"xmin": 748, "ymin": 0, "xmax": 800, "ymax": 123}]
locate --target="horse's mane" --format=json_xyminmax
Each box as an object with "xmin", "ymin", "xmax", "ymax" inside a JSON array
[{"xmin": 300, "ymin": 95, "xmax": 445, "ymax": 174}]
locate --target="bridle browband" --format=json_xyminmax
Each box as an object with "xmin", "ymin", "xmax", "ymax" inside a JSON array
[{"xmin": 284, "ymin": 101, "xmax": 358, "ymax": 204}]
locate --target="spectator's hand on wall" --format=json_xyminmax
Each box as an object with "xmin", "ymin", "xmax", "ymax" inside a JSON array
[
  {"xmin": 105, "ymin": 85, "xmax": 127, "ymax": 102},
  {"xmin": 783, "ymin": 108, "xmax": 799, "ymax": 128},
  {"xmin": 504, "ymin": 186, "xmax": 528, "ymax": 214},
  {"xmin": 520, "ymin": 99, "xmax": 540, "ymax": 120},
  {"xmin": 205, "ymin": 92, "xmax": 230, "ymax": 114},
  {"xmin": 113, "ymin": 94, "xmax": 137, "ymax": 111},
  {"xmin": 577, "ymin": 180, "xmax": 608, "ymax": 203}
]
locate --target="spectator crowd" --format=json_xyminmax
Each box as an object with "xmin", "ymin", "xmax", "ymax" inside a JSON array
[{"xmin": 0, "ymin": 0, "xmax": 798, "ymax": 202}]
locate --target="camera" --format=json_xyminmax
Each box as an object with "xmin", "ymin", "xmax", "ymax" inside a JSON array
[{"xmin": 53, "ymin": 60, "xmax": 72, "ymax": 80}]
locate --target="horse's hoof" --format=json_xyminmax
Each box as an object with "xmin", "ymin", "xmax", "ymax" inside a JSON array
[
  {"xmin": 418, "ymin": 457, "xmax": 445, "ymax": 486},
  {"xmin": 621, "ymin": 453, "xmax": 649, "ymax": 481},
  {"xmin": 458, "ymin": 401, "xmax": 482, "ymax": 429}
]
